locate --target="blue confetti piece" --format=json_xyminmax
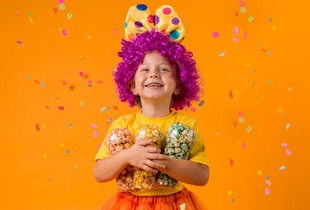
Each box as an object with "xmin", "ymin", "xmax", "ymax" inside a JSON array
[
  {"xmin": 68, "ymin": 123, "xmax": 72, "ymax": 127},
  {"xmin": 219, "ymin": 52, "xmax": 226, "ymax": 56},
  {"xmin": 253, "ymin": 69, "xmax": 256, "ymax": 73},
  {"xmin": 286, "ymin": 124, "xmax": 290, "ymax": 130},
  {"xmin": 87, "ymin": 84, "xmax": 92, "ymax": 87},
  {"xmin": 198, "ymin": 100, "xmax": 205, "ymax": 106},
  {"xmin": 279, "ymin": 166, "xmax": 286, "ymax": 171},
  {"xmin": 41, "ymin": 83, "xmax": 45, "ymax": 87},
  {"xmin": 109, "ymin": 117, "xmax": 112, "ymax": 122},
  {"xmin": 108, "ymin": 106, "xmax": 110, "ymax": 110},
  {"xmin": 268, "ymin": 52, "xmax": 272, "ymax": 56},
  {"xmin": 266, "ymin": 175, "xmax": 269, "ymax": 179},
  {"xmin": 232, "ymin": 199, "xmax": 235, "ymax": 203},
  {"xmin": 100, "ymin": 107, "xmax": 106, "ymax": 112},
  {"xmin": 269, "ymin": 18, "xmax": 272, "ymax": 22},
  {"xmin": 67, "ymin": 149, "xmax": 70, "ymax": 154}
]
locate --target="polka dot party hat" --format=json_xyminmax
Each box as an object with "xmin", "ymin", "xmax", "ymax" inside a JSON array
[{"xmin": 124, "ymin": 4, "xmax": 185, "ymax": 43}]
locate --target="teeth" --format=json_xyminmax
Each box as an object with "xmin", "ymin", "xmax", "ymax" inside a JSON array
[{"xmin": 146, "ymin": 84, "xmax": 162, "ymax": 87}]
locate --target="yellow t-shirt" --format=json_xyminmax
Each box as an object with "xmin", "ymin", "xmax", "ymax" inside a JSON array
[{"xmin": 95, "ymin": 110, "xmax": 209, "ymax": 196}]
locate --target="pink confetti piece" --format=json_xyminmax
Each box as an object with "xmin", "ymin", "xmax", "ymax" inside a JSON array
[
  {"xmin": 232, "ymin": 121, "xmax": 237, "ymax": 127},
  {"xmin": 58, "ymin": 106, "xmax": 64, "ymax": 110},
  {"xmin": 16, "ymin": 40, "xmax": 23, "ymax": 44},
  {"xmin": 190, "ymin": 107, "xmax": 196, "ymax": 112},
  {"xmin": 233, "ymin": 27, "xmax": 239, "ymax": 34},
  {"xmin": 16, "ymin": 12, "xmax": 21, "ymax": 16},
  {"xmin": 212, "ymin": 32, "xmax": 219, "ymax": 38},
  {"xmin": 233, "ymin": 10, "xmax": 239, "ymax": 17},
  {"xmin": 239, "ymin": 1, "xmax": 246, "ymax": 7},
  {"xmin": 62, "ymin": 29, "xmax": 67, "ymax": 36},
  {"xmin": 241, "ymin": 142, "xmax": 246, "ymax": 148},
  {"xmin": 281, "ymin": 143, "xmax": 287, "ymax": 147},
  {"xmin": 265, "ymin": 188, "xmax": 270, "ymax": 195},
  {"xmin": 229, "ymin": 158, "xmax": 234, "ymax": 166},
  {"xmin": 93, "ymin": 131, "xmax": 99, "ymax": 138},
  {"xmin": 286, "ymin": 149, "xmax": 291, "ymax": 155},
  {"xmin": 53, "ymin": 8, "xmax": 57, "ymax": 14},
  {"xmin": 79, "ymin": 72, "xmax": 84, "ymax": 76},
  {"xmin": 97, "ymin": 145, "xmax": 101, "ymax": 148},
  {"xmin": 58, "ymin": 0, "xmax": 64, "ymax": 3},
  {"xmin": 112, "ymin": 29, "xmax": 119, "ymax": 35},
  {"xmin": 237, "ymin": 111, "xmax": 244, "ymax": 117},
  {"xmin": 233, "ymin": 36, "xmax": 239, "ymax": 42},
  {"xmin": 91, "ymin": 124, "xmax": 97, "ymax": 129},
  {"xmin": 62, "ymin": 80, "xmax": 67, "ymax": 85},
  {"xmin": 48, "ymin": 178, "xmax": 52, "ymax": 182},
  {"xmin": 265, "ymin": 180, "xmax": 271, "ymax": 186},
  {"xmin": 97, "ymin": 79, "xmax": 103, "ymax": 84},
  {"xmin": 243, "ymin": 32, "xmax": 248, "ymax": 38},
  {"xmin": 87, "ymin": 79, "xmax": 92, "ymax": 84}
]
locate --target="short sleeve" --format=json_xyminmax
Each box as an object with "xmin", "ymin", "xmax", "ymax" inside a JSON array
[
  {"xmin": 95, "ymin": 117, "xmax": 125, "ymax": 161},
  {"xmin": 188, "ymin": 119, "xmax": 209, "ymax": 167}
]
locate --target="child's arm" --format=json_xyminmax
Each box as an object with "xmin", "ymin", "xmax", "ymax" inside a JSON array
[
  {"xmin": 93, "ymin": 140, "xmax": 168, "ymax": 182},
  {"xmin": 153, "ymin": 158, "xmax": 209, "ymax": 186}
]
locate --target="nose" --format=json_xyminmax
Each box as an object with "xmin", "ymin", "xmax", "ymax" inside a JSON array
[{"xmin": 150, "ymin": 71, "xmax": 160, "ymax": 78}]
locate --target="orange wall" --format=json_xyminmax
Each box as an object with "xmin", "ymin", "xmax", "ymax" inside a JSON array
[{"xmin": 1, "ymin": 0, "xmax": 309, "ymax": 209}]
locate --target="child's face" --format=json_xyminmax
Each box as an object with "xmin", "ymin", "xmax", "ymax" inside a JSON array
[{"xmin": 129, "ymin": 51, "xmax": 178, "ymax": 105}]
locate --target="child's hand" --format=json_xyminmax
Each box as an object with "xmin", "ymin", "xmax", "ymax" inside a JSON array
[{"xmin": 125, "ymin": 139, "xmax": 168, "ymax": 173}]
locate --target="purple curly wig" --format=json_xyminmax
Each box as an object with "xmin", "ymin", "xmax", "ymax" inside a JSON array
[{"xmin": 114, "ymin": 29, "xmax": 203, "ymax": 110}]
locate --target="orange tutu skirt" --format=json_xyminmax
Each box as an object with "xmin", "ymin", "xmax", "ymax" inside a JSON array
[{"xmin": 95, "ymin": 187, "xmax": 208, "ymax": 210}]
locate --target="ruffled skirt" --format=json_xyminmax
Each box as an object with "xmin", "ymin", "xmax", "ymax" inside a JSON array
[{"xmin": 95, "ymin": 187, "xmax": 208, "ymax": 210}]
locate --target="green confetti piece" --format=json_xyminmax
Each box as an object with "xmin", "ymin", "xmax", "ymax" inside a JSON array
[
  {"xmin": 74, "ymin": 165, "xmax": 78, "ymax": 169},
  {"xmin": 54, "ymin": 158, "xmax": 60, "ymax": 160},
  {"xmin": 27, "ymin": 12, "xmax": 33, "ymax": 17},
  {"xmin": 80, "ymin": 100, "xmax": 84, "ymax": 106},
  {"xmin": 67, "ymin": 13, "xmax": 72, "ymax": 19},
  {"xmin": 27, "ymin": 75, "xmax": 32, "ymax": 80},
  {"xmin": 247, "ymin": 126, "xmax": 252, "ymax": 133},
  {"xmin": 240, "ymin": 7, "xmax": 247, "ymax": 13},
  {"xmin": 238, "ymin": 117, "xmax": 245, "ymax": 123},
  {"xmin": 198, "ymin": 100, "xmax": 205, "ymax": 106},
  {"xmin": 267, "ymin": 80, "xmax": 272, "ymax": 85},
  {"xmin": 248, "ymin": 16, "xmax": 254, "ymax": 22},
  {"xmin": 180, "ymin": 203, "xmax": 186, "ymax": 210}
]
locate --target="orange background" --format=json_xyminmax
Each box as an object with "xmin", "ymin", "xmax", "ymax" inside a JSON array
[{"xmin": 1, "ymin": 0, "xmax": 309, "ymax": 209}]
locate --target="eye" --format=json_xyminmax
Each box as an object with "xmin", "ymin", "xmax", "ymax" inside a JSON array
[
  {"xmin": 161, "ymin": 69, "xmax": 169, "ymax": 72},
  {"xmin": 141, "ymin": 69, "xmax": 149, "ymax": 72}
]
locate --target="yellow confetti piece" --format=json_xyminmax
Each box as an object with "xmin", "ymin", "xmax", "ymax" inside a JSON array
[
  {"xmin": 246, "ymin": 62, "xmax": 251, "ymax": 67},
  {"xmin": 257, "ymin": 170, "xmax": 262, "ymax": 175},
  {"xmin": 238, "ymin": 117, "xmax": 246, "ymax": 123},
  {"xmin": 43, "ymin": 155, "xmax": 47, "ymax": 159},
  {"xmin": 28, "ymin": 17, "xmax": 33, "ymax": 24},
  {"xmin": 60, "ymin": 142, "xmax": 64, "ymax": 148},
  {"xmin": 248, "ymin": 16, "xmax": 254, "ymax": 22},
  {"xmin": 272, "ymin": 25, "xmax": 277, "ymax": 30},
  {"xmin": 249, "ymin": 81, "xmax": 255, "ymax": 87},
  {"xmin": 43, "ymin": 122, "xmax": 45, "ymax": 128},
  {"xmin": 10, "ymin": 123, "xmax": 16, "ymax": 128},
  {"xmin": 238, "ymin": 140, "xmax": 242, "ymax": 146},
  {"xmin": 229, "ymin": 74, "xmax": 234, "ymax": 79},
  {"xmin": 277, "ymin": 108, "xmax": 283, "ymax": 114},
  {"xmin": 79, "ymin": 56, "xmax": 85, "ymax": 61},
  {"xmin": 254, "ymin": 93, "xmax": 261, "ymax": 98},
  {"xmin": 59, "ymin": 27, "xmax": 62, "ymax": 34},
  {"xmin": 227, "ymin": 190, "xmax": 232, "ymax": 196}
]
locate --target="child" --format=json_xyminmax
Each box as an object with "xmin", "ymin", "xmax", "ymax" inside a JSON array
[{"xmin": 94, "ymin": 4, "xmax": 210, "ymax": 209}]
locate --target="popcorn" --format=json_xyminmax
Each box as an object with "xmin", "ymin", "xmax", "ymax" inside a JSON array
[
  {"xmin": 157, "ymin": 123, "xmax": 196, "ymax": 187},
  {"xmin": 105, "ymin": 128, "xmax": 135, "ymax": 192},
  {"xmin": 134, "ymin": 124, "xmax": 164, "ymax": 190}
]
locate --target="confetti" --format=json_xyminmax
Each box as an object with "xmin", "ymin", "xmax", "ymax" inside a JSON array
[
  {"xmin": 16, "ymin": 12, "xmax": 21, "ymax": 16},
  {"xmin": 272, "ymin": 25, "xmax": 277, "ymax": 30},
  {"xmin": 79, "ymin": 72, "xmax": 84, "ymax": 76},
  {"xmin": 239, "ymin": 1, "xmax": 246, "ymax": 7},
  {"xmin": 247, "ymin": 126, "xmax": 252, "ymax": 133},
  {"xmin": 17, "ymin": 40, "xmax": 23, "ymax": 44},
  {"xmin": 248, "ymin": 16, "xmax": 254, "ymax": 22},
  {"xmin": 58, "ymin": 106, "xmax": 64, "ymax": 110},
  {"xmin": 28, "ymin": 17, "xmax": 34, "ymax": 24},
  {"xmin": 62, "ymin": 29, "xmax": 67, "ymax": 36},
  {"xmin": 69, "ymin": 123, "xmax": 72, "ymax": 127},
  {"xmin": 79, "ymin": 56, "xmax": 85, "ymax": 60},
  {"xmin": 60, "ymin": 142, "xmax": 64, "ymax": 148},
  {"xmin": 43, "ymin": 155, "xmax": 47, "ymax": 159},
  {"xmin": 87, "ymin": 35, "xmax": 91, "ymax": 39},
  {"xmin": 229, "ymin": 158, "xmax": 234, "ymax": 166},
  {"xmin": 267, "ymin": 80, "xmax": 272, "ymax": 85},
  {"xmin": 48, "ymin": 178, "xmax": 52, "ymax": 182},
  {"xmin": 265, "ymin": 187, "xmax": 270, "ymax": 195},
  {"xmin": 27, "ymin": 75, "xmax": 32, "ymax": 80},
  {"xmin": 233, "ymin": 27, "xmax": 239, "ymax": 34},
  {"xmin": 113, "ymin": 106, "xmax": 118, "ymax": 110},
  {"xmin": 74, "ymin": 165, "xmax": 78, "ymax": 169},
  {"xmin": 87, "ymin": 80, "xmax": 92, "ymax": 84},
  {"xmin": 198, "ymin": 100, "xmax": 205, "ymax": 106},
  {"xmin": 53, "ymin": 8, "xmax": 57, "ymax": 14},
  {"xmin": 286, "ymin": 149, "xmax": 291, "ymax": 155},
  {"xmin": 35, "ymin": 123, "xmax": 40, "ymax": 131},
  {"xmin": 240, "ymin": 7, "xmax": 247, "ymax": 13},
  {"xmin": 249, "ymin": 81, "xmax": 255, "ymax": 87},
  {"xmin": 219, "ymin": 52, "xmax": 226, "ymax": 56},
  {"xmin": 27, "ymin": 12, "xmax": 33, "ymax": 17},
  {"xmin": 268, "ymin": 52, "xmax": 272, "ymax": 56},
  {"xmin": 100, "ymin": 107, "xmax": 106, "ymax": 112},
  {"xmin": 233, "ymin": 36, "xmax": 239, "ymax": 42},
  {"xmin": 212, "ymin": 32, "xmax": 219, "ymax": 38},
  {"xmin": 227, "ymin": 190, "xmax": 232, "ymax": 196},
  {"xmin": 112, "ymin": 29, "xmax": 119, "ymax": 35},
  {"xmin": 190, "ymin": 107, "xmax": 196, "ymax": 112},
  {"xmin": 58, "ymin": 0, "xmax": 64, "ymax": 3},
  {"xmin": 232, "ymin": 121, "xmax": 237, "ymax": 127},
  {"xmin": 97, "ymin": 145, "xmax": 101, "ymax": 148},
  {"xmin": 180, "ymin": 203, "xmax": 186, "ymax": 210},
  {"xmin": 91, "ymin": 124, "xmax": 97, "ymax": 129},
  {"xmin": 80, "ymin": 100, "xmax": 84, "ymax": 106},
  {"xmin": 67, "ymin": 13, "xmax": 72, "ymax": 19},
  {"xmin": 41, "ymin": 83, "xmax": 45, "ymax": 87},
  {"xmin": 238, "ymin": 117, "xmax": 245, "ymax": 123},
  {"xmin": 97, "ymin": 79, "xmax": 103, "ymax": 84},
  {"xmin": 257, "ymin": 170, "xmax": 262, "ymax": 175},
  {"xmin": 233, "ymin": 10, "xmax": 239, "ymax": 17},
  {"xmin": 254, "ymin": 93, "xmax": 261, "ymax": 98},
  {"xmin": 269, "ymin": 18, "xmax": 272, "ymax": 22},
  {"xmin": 232, "ymin": 199, "xmax": 235, "ymax": 203},
  {"xmin": 94, "ymin": 131, "xmax": 99, "ymax": 137},
  {"xmin": 241, "ymin": 142, "xmax": 246, "ymax": 148},
  {"xmin": 279, "ymin": 166, "xmax": 286, "ymax": 171},
  {"xmin": 281, "ymin": 143, "xmax": 287, "ymax": 147},
  {"xmin": 265, "ymin": 180, "xmax": 271, "ymax": 186},
  {"xmin": 286, "ymin": 124, "xmax": 290, "ymax": 130},
  {"xmin": 243, "ymin": 32, "xmax": 248, "ymax": 38},
  {"xmin": 59, "ymin": 3, "xmax": 66, "ymax": 10},
  {"xmin": 67, "ymin": 149, "xmax": 70, "ymax": 154}
]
